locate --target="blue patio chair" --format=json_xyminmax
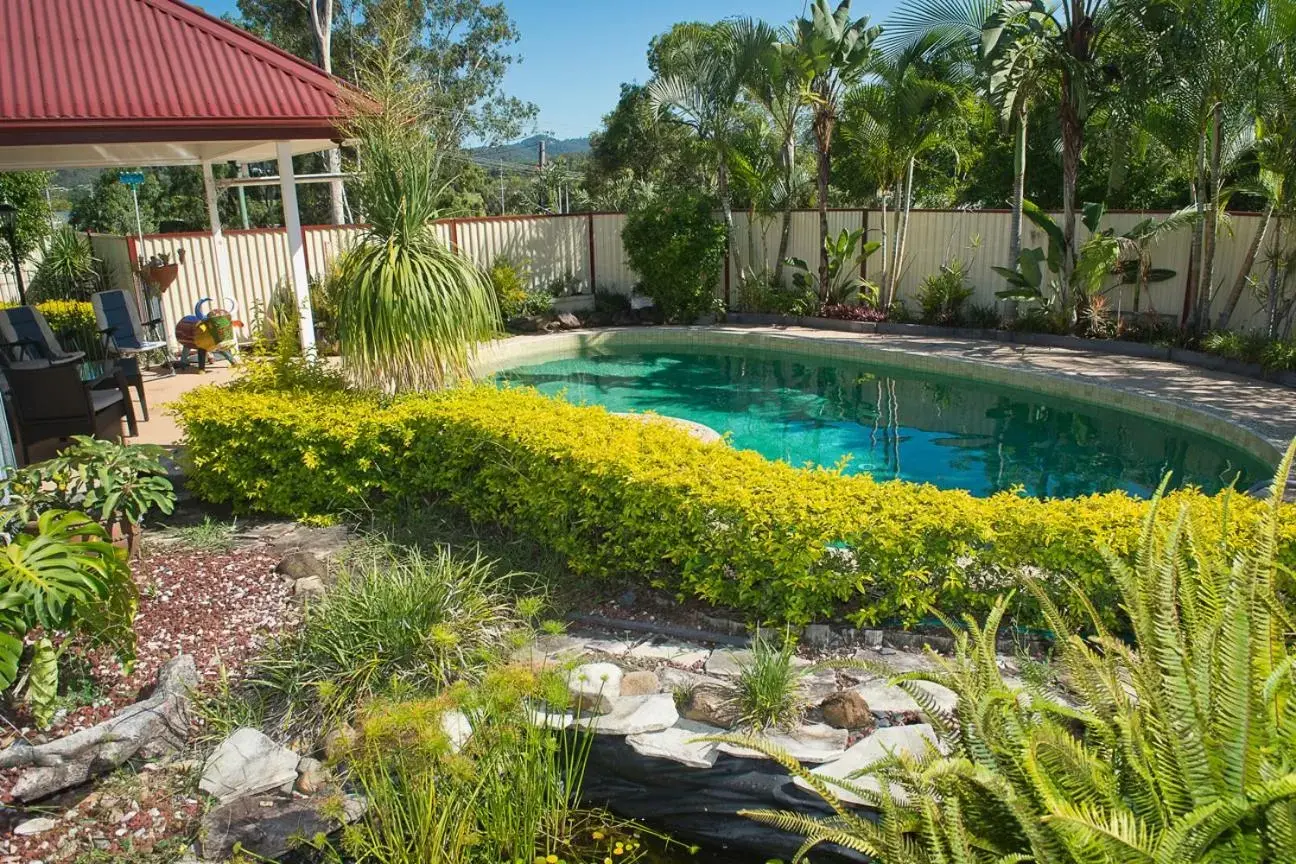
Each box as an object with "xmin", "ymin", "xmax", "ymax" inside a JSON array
[
  {"xmin": 92, "ymin": 289, "xmax": 171, "ymax": 422},
  {"xmin": 92, "ymin": 290, "xmax": 168, "ymax": 360},
  {"xmin": 0, "ymin": 306, "xmax": 86, "ymax": 366}
]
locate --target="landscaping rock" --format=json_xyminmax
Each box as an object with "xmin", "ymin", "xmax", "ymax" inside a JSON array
[
  {"xmin": 578, "ymin": 693, "xmax": 678, "ymax": 735},
  {"xmin": 269, "ymin": 523, "xmax": 350, "ymax": 559},
  {"xmin": 275, "ymin": 550, "xmax": 327, "ymax": 583},
  {"xmin": 441, "ymin": 710, "xmax": 473, "ymax": 751},
  {"xmin": 199, "ymin": 728, "xmax": 300, "ymax": 804},
  {"xmin": 820, "ymin": 691, "xmax": 874, "ymax": 731},
  {"xmin": 294, "ymin": 757, "xmax": 330, "ymax": 795},
  {"xmin": 568, "ymin": 662, "xmax": 623, "ymax": 714},
  {"xmin": 199, "ymin": 792, "xmax": 366, "ymax": 861},
  {"xmin": 803, "ymin": 624, "xmax": 832, "ymax": 647},
  {"xmin": 680, "ymin": 683, "xmax": 739, "ymax": 728},
  {"xmin": 796, "ymin": 725, "xmax": 939, "ymax": 805},
  {"xmin": 13, "ymin": 817, "xmax": 57, "ymax": 836},
  {"xmin": 718, "ymin": 722, "xmax": 848, "ymax": 763},
  {"xmin": 626, "ymin": 719, "xmax": 724, "ymax": 768},
  {"xmin": 626, "ymin": 641, "xmax": 711, "ymax": 667},
  {"xmin": 853, "ymin": 679, "xmax": 956, "ymax": 717},
  {"xmin": 556, "ymin": 312, "xmax": 582, "ymax": 329},
  {"xmin": 619, "ymin": 670, "xmax": 662, "ymax": 697},
  {"xmin": 293, "ymin": 576, "xmax": 326, "ymax": 599},
  {"xmin": 3, "ymin": 655, "xmax": 198, "ymax": 802},
  {"xmin": 511, "ymin": 634, "xmax": 587, "ymax": 670},
  {"xmin": 322, "ymin": 722, "xmax": 357, "ymax": 762},
  {"xmin": 799, "ymin": 668, "xmax": 838, "ymax": 703},
  {"xmin": 703, "ymin": 649, "xmax": 752, "ymax": 678}
]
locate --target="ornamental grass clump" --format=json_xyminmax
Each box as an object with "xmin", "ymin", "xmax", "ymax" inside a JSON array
[
  {"xmin": 734, "ymin": 442, "xmax": 1296, "ymax": 864},
  {"xmin": 732, "ymin": 629, "xmax": 808, "ymax": 730},
  {"xmin": 247, "ymin": 544, "xmax": 527, "ymax": 739}
]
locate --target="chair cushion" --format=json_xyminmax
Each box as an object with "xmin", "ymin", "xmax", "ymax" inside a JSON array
[{"xmin": 91, "ymin": 389, "xmax": 124, "ymax": 412}]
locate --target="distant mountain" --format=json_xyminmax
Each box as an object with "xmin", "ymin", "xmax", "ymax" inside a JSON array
[{"xmin": 471, "ymin": 134, "xmax": 590, "ymax": 166}]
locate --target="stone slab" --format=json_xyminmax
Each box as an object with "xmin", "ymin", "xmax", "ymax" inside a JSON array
[
  {"xmin": 853, "ymin": 679, "xmax": 956, "ymax": 716},
  {"xmin": 718, "ymin": 722, "xmax": 848, "ymax": 764},
  {"xmin": 199, "ymin": 728, "xmax": 300, "ymax": 804},
  {"xmin": 626, "ymin": 641, "xmax": 712, "ymax": 668},
  {"xmin": 578, "ymin": 693, "xmax": 679, "ymax": 736},
  {"xmin": 705, "ymin": 649, "xmax": 810, "ymax": 678},
  {"xmin": 626, "ymin": 719, "xmax": 724, "ymax": 768},
  {"xmin": 796, "ymin": 724, "xmax": 939, "ymax": 806}
]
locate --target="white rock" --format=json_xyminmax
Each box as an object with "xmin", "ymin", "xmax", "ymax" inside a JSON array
[
  {"xmin": 13, "ymin": 817, "xmax": 56, "ymax": 836},
  {"xmin": 511, "ymin": 635, "xmax": 586, "ymax": 669},
  {"xmin": 568, "ymin": 662, "xmax": 623, "ymax": 714},
  {"xmin": 706, "ymin": 648, "xmax": 811, "ymax": 678},
  {"xmin": 582, "ymin": 639, "xmax": 631, "ymax": 658},
  {"xmin": 718, "ymin": 722, "xmax": 848, "ymax": 763},
  {"xmin": 796, "ymin": 724, "xmax": 940, "ymax": 805},
  {"xmin": 526, "ymin": 705, "xmax": 575, "ymax": 730},
  {"xmin": 799, "ymin": 669, "xmax": 838, "ymax": 703},
  {"xmin": 199, "ymin": 728, "xmax": 300, "ymax": 804},
  {"xmin": 627, "ymin": 720, "xmax": 724, "ymax": 768},
  {"xmin": 440, "ymin": 710, "xmax": 472, "ymax": 752},
  {"xmin": 853, "ymin": 647, "xmax": 939, "ymax": 675},
  {"xmin": 578, "ymin": 693, "xmax": 679, "ymax": 735},
  {"xmin": 853, "ymin": 679, "xmax": 956, "ymax": 715}
]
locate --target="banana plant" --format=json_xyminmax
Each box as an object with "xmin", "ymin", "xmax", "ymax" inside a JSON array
[
  {"xmin": 993, "ymin": 200, "xmax": 1196, "ymax": 317},
  {"xmin": 784, "ymin": 227, "xmax": 881, "ymax": 305},
  {"xmin": 0, "ymin": 510, "xmax": 136, "ymax": 728}
]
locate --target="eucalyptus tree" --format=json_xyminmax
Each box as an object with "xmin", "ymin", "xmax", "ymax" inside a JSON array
[
  {"xmin": 776, "ymin": 0, "xmax": 880, "ymax": 293},
  {"xmin": 843, "ymin": 52, "xmax": 965, "ymax": 307},
  {"xmin": 648, "ymin": 22, "xmax": 768, "ymax": 291},
  {"xmin": 885, "ymin": 0, "xmax": 1049, "ymax": 270}
]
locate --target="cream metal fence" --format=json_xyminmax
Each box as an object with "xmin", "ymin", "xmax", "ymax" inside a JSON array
[{"xmin": 88, "ymin": 209, "xmax": 1283, "ymax": 346}]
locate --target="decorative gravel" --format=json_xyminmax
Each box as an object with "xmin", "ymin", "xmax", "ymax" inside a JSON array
[{"xmin": 0, "ymin": 541, "xmax": 300, "ymax": 862}]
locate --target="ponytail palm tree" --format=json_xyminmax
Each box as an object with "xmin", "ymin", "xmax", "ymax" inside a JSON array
[{"xmin": 336, "ymin": 18, "xmax": 499, "ymax": 393}]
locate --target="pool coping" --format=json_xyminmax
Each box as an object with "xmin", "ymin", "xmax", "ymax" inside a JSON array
[{"xmin": 471, "ymin": 326, "xmax": 1296, "ymax": 468}]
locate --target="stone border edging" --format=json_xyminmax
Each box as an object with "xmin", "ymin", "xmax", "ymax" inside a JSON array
[{"xmin": 728, "ymin": 312, "xmax": 1296, "ymax": 389}]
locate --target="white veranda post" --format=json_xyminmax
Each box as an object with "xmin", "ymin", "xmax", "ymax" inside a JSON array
[
  {"xmin": 276, "ymin": 142, "xmax": 317, "ymax": 354},
  {"xmin": 201, "ymin": 161, "xmax": 236, "ymax": 313}
]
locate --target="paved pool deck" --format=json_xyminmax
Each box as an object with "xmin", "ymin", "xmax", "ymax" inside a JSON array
[{"xmin": 474, "ymin": 325, "xmax": 1296, "ymax": 465}]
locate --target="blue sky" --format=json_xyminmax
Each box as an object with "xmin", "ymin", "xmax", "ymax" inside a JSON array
[{"xmin": 191, "ymin": 0, "xmax": 899, "ymax": 140}]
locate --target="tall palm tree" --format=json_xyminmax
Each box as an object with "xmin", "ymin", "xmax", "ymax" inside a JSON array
[
  {"xmin": 733, "ymin": 18, "xmax": 807, "ymax": 285},
  {"xmin": 886, "ymin": 0, "xmax": 1049, "ymax": 271},
  {"xmin": 777, "ymin": 1, "xmax": 880, "ymax": 293},
  {"xmin": 885, "ymin": 0, "xmax": 1126, "ymax": 320},
  {"xmin": 844, "ymin": 52, "xmax": 964, "ymax": 307}
]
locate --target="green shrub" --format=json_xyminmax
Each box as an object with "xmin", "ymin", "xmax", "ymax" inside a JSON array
[
  {"xmin": 733, "ymin": 630, "xmax": 807, "ymax": 730},
  {"xmin": 0, "ymin": 299, "xmax": 104, "ymax": 359},
  {"xmin": 916, "ymin": 262, "xmax": 975, "ymax": 325},
  {"xmin": 30, "ymin": 227, "xmax": 98, "ymax": 302},
  {"xmin": 173, "ymin": 380, "xmax": 1296, "ymax": 630},
  {"xmin": 1203, "ymin": 330, "xmax": 1296, "ymax": 371},
  {"xmin": 488, "ymin": 254, "xmax": 539, "ymax": 319},
  {"xmin": 621, "ymin": 189, "xmax": 727, "ymax": 322},
  {"xmin": 738, "ymin": 447, "xmax": 1296, "ymax": 863}
]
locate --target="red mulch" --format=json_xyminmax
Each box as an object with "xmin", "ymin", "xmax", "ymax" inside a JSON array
[{"xmin": 0, "ymin": 541, "xmax": 299, "ymax": 863}]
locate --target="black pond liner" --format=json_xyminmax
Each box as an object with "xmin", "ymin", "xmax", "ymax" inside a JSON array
[{"xmin": 579, "ymin": 736, "xmax": 874, "ymax": 864}]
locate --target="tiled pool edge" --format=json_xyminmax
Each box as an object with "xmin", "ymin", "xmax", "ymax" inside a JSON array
[{"xmin": 472, "ymin": 326, "xmax": 1291, "ymax": 468}]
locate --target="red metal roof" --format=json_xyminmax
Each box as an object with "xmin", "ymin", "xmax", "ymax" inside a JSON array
[{"xmin": 0, "ymin": 0, "xmax": 351, "ymax": 147}]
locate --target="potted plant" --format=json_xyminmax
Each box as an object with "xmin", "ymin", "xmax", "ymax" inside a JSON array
[
  {"xmin": 139, "ymin": 250, "xmax": 182, "ymax": 293},
  {"xmin": 6, "ymin": 437, "xmax": 176, "ymax": 558}
]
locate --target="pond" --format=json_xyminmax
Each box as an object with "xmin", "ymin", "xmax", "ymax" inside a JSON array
[{"xmin": 495, "ymin": 345, "xmax": 1270, "ymax": 498}]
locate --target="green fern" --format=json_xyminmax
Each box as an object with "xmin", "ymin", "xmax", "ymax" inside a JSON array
[{"xmin": 748, "ymin": 440, "xmax": 1296, "ymax": 863}]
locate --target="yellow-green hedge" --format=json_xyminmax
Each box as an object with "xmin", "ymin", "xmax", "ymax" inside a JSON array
[
  {"xmin": 173, "ymin": 369, "xmax": 1296, "ymax": 626},
  {"xmin": 2, "ymin": 300, "xmax": 103, "ymax": 359}
]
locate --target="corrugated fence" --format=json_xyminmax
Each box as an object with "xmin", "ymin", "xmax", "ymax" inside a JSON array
[{"xmin": 79, "ymin": 209, "xmax": 1282, "ymax": 346}]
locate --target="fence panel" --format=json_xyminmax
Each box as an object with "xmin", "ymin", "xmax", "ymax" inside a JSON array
[
  {"xmin": 592, "ymin": 214, "xmax": 634, "ymax": 293},
  {"xmin": 455, "ymin": 215, "xmax": 591, "ymax": 294}
]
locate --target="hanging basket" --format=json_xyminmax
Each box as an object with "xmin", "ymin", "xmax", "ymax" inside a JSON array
[{"xmin": 141, "ymin": 263, "xmax": 180, "ymax": 292}]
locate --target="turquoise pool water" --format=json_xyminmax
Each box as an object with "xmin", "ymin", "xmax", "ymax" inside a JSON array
[{"xmin": 495, "ymin": 346, "xmax": 1271, "ymax": 498}]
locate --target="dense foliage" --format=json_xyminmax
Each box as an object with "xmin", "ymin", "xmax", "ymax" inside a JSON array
[
  {"xmin": 742, "ymin": 445, "xmax": 1296, "ymax": 863},
  {"xmin": 0, "ymin": 511, "xmax": 136, "ymax": 728},
  {"xmin": 173, "ymin": 373, "xmax": 1296, "ymax": 629},
  {"xmin": 621, "ymin": 190, "xmax": 729, "ymax": 322}
]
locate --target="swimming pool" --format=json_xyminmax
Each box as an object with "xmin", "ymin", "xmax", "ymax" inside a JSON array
[{"xmin": 495, "ymin": 345, "xmax": 1270, "ymax": 498}]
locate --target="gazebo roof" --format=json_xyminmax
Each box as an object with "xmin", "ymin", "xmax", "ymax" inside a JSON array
[{"xmin": 0, "ymin": 0, "xmax": 354, "ymax": 169}]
